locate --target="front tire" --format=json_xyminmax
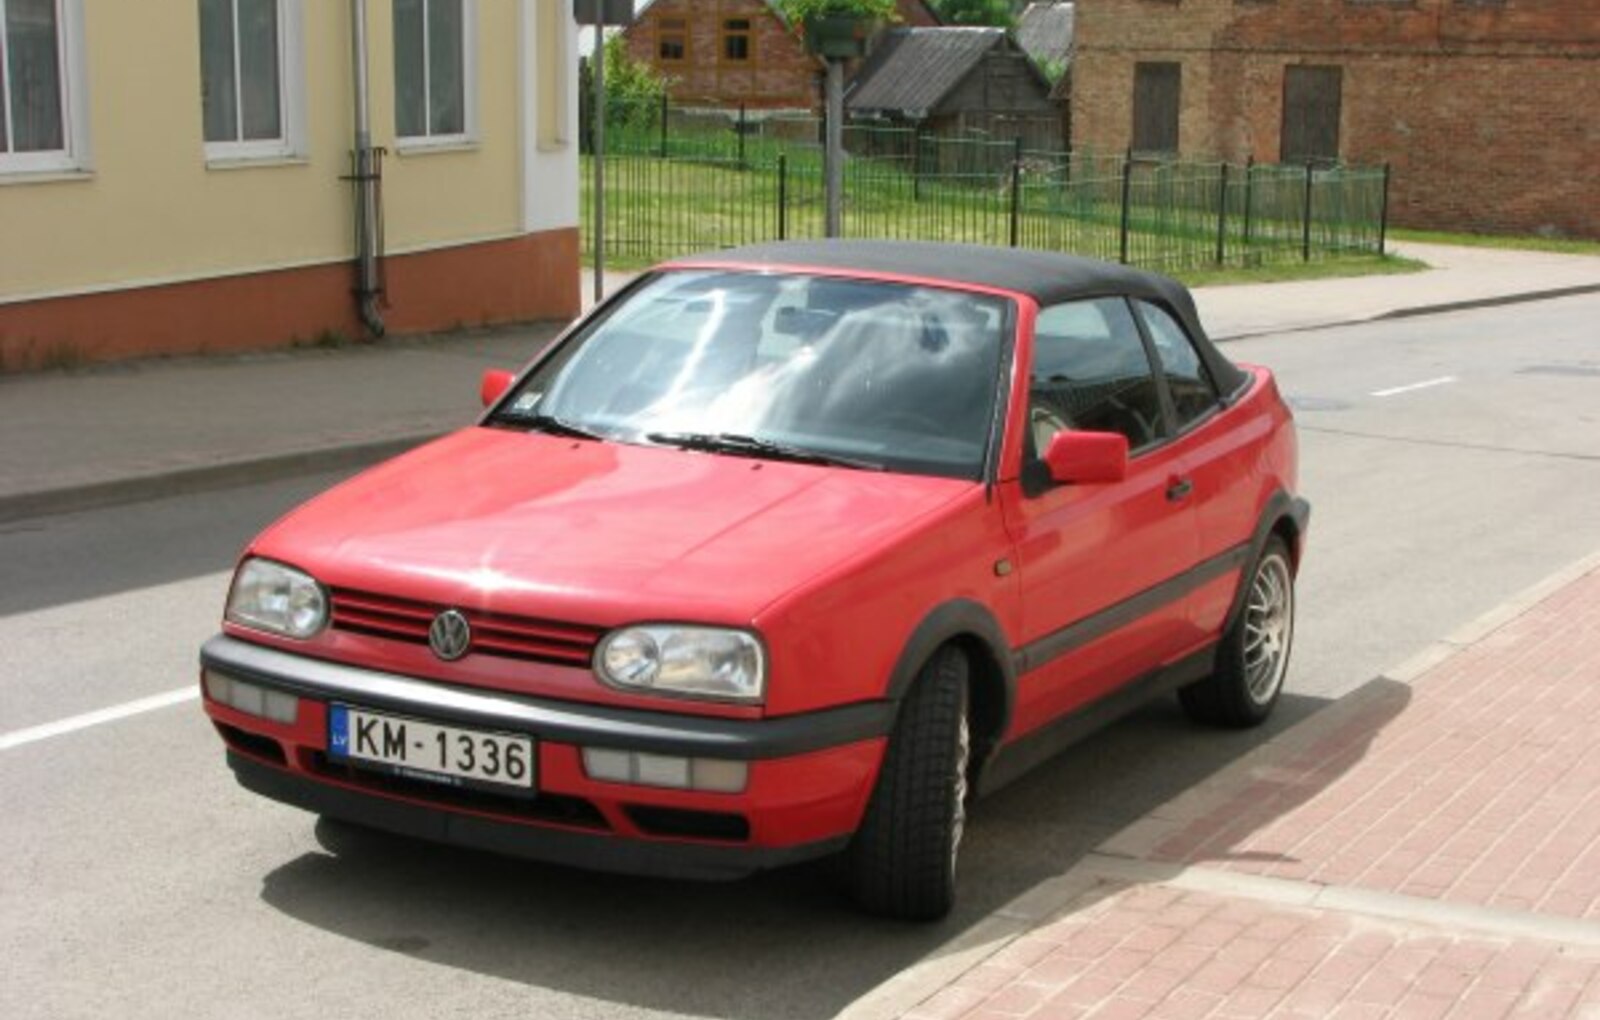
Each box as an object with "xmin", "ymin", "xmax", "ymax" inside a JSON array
[
  {"xmin": 845, "ymin": 645, "xmax": 971, "ymax": 921},
  {"xmin": 1180, "ymin": 535, "xmax": 1296, "ymax": 728}
]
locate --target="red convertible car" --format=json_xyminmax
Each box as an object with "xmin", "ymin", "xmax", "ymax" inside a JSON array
[{"xmin": 202, "ymin": 241, "xmax": 1307, "ymax": 919}]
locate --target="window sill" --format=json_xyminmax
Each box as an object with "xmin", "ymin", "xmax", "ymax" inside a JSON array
[
  {"xmin": 395, "ymin": 137, "xmax": 480, "ymax": 156},
  {"xmin": 204, "ymin": 153, "xmax": 311, "ymax": 171},
  {"xmin": 0, "ymin": 167, "xmax": 94, "ymax": 187}
]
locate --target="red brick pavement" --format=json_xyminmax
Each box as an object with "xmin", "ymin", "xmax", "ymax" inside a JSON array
[
  {"xmin": 907, "ymin": 884, "xmax": 1600, "ymax": 1020},
  {"xmin": 1147, "ymin": 567, "xmax": 1600, "ymax": 921},
  {"xmin": 889, "ymin": 560, "xmax": 1600, "ymax": 1020}
]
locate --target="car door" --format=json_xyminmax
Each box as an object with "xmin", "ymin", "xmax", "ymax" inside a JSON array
[
  {"xmin": 999, "ymin": 297, "xmax": 1201, "ymax": 739},
  {"xmin": 1132, "ymin": 298, "xmax": 1258, "ymax": 642}
]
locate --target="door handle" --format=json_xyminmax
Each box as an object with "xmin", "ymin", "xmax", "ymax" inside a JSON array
[{"xmin": 1166, "ymin": 476, "xmax": 1194, "ymax": 502}]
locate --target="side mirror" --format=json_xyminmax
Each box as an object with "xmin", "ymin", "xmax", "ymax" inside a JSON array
[
  {"xmin": 480, "ymin": 368, "xmax": 515, "ymax": 408},
  {"xmin": 1043, "ymin": 430, "xmax": 1128, "ymax": 485}
]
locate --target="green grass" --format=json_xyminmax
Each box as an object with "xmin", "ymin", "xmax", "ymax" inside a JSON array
[
  {"xmin": 1174, "ymin": 253, "xmax": 1428, "ymax": 288},
  {"xmin": 1388, "ymin": 228, "xmax": 1600, "ymax": 256}
]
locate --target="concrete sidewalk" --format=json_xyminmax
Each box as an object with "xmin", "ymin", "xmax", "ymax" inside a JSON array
[
  {"xmin": 842, "ymin": 550, "xmax": 1600, "ymax": 1020},
  {"xmin": 2, "ymin": 242, "xmax": 1598, "ymax": 523}
]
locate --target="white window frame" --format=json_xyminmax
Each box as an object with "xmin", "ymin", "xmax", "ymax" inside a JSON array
[
  {"xmin": 0, "ymin": 0, "xmax": 91, "ymax": 178},
  {"xmin": 395, "ymin": 0, "xmax": 478, "ymax": 152},
  {"xmin": 201, "ymin": 0, "xmax": 306, "ymax": 166}
]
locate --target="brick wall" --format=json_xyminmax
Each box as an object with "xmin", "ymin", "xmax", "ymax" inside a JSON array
[
  {"xmin": 1071, "ymin": 0, "xmax": 1600, "ymax": 238},
  {"xmin": 623, "ymin": 0, "xmax": 820, "ymax": 109}
]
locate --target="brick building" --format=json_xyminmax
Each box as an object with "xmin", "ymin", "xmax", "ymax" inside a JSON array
[
  {"xmin": 1071, "ymin": 0, "xmax": 1600, "ymax": 238},
  {"xmin": 623, "ymin": 0, "xmax": 939, "ymax": 110}
]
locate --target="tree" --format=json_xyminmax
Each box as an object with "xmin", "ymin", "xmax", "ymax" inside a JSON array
[
  {"xmin": 582, "ymin": 34, "xmax": 669, "ymax": 128},
  {"xmin": 778, "ymin": 0, "xmax": 901, "ymax": 29},
  {"xmin": 932, "ymin": 0, "xmax": 1014, "ymax": 28}
]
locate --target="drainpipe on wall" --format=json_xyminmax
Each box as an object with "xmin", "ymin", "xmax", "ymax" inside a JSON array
[{"xmin": 350, "ymin": 0, "xmax": 386, "ymax": 338}]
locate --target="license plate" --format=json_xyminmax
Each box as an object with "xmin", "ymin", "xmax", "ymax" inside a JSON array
[{"xmin": 327, "ymin": 705, "xmax": 535, "ymax": 794}]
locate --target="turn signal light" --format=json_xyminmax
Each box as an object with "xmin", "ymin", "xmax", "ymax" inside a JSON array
[
  {"xmin": 204, "ymin": 670, "xmax": 298, "ymax": 724},
  {"xmin": 582, "ymin": 748, "xmax": 748, "ymax": 793}
]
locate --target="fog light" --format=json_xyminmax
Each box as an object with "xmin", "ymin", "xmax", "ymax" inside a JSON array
[
  {"xmin": 204, "ymin": 669, "xmax": 298, "ymax": 724},
  {"xmin": 582, "ymin": 748, "xmax": 748, "ymax": 793}
]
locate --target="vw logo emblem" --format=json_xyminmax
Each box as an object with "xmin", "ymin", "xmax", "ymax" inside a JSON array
[{"xmin": 428, "ymin": 609, "xmax": 472, "ymax": 662}]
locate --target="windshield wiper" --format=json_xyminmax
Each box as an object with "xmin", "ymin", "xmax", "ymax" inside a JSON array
[
  {"xmin": 492, "ymin": 410, "xmax": 607, "ymax": 441},
  {"xmin": 646, "ymin": 431, "xmax": 884, "ymax": 471}
]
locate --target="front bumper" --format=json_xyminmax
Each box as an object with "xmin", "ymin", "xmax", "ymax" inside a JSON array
[{"xmin": 201, "ymin": 635, "xmax": 893, "ymax": 879}]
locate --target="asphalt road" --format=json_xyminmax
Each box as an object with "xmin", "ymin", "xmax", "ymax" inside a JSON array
[{"xmin": 3, "ymin": 294, "xmax": 1598, "ymax": 1020}]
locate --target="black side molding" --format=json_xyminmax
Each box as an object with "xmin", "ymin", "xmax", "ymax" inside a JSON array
[{"xmin": 1014, "ymin": 544, "xmax": 1249, "ymax": 675}]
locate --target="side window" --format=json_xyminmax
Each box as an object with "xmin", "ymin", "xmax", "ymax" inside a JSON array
[
  {"xmin": 1030, "ymin": 298, "xmax": 1166, "ymax": 455},
  {"xmin": 1137, "ymin": 300, "xmax": 1218, "ymax": 430}
]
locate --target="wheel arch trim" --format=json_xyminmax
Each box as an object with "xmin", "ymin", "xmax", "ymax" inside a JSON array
[
  {"xmin": 882, "ymin": 599, "xmax": 1017, "ymax": 774},
  {"xmin": 1224, "ymin": 490, "xmax": 1311, "ymax": 636}
]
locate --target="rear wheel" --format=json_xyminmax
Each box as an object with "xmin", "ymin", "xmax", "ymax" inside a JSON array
[
  {"xmin": 1180, "ymin": 535, "xmax": 1295, "ymax": 728},
  {"xmin": 845, "ymin": 645, "xmax": 970, "ymax": 921}
]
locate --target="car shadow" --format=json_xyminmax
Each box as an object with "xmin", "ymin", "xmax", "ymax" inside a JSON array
[{"xmin": 256, "ymin": 683, "xmax": 1407, "ymax": 1020}]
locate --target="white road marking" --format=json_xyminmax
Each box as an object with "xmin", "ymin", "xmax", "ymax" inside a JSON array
[
  {"xmin": 1371, "ymin": 375, "xmax": 1457, "ymax": 398},
  {"xmin": 0, "ymin": 686, "xmax": 198, "ymax": 751}
]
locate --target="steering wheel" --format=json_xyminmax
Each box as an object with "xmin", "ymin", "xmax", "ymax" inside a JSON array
[{"xmin": 1104, "ymin": 396, "xmax": 1158, "ymax": 446}]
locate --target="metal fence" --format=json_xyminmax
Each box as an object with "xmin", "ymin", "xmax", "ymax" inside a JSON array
[{"xmin": 581, "ymin": 101, "xmax": 1390, "ymax": 273}]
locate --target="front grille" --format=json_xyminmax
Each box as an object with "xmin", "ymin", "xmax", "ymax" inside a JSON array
[
  {"xmin": 310, "ymin": 753, "xmax": 611, "ymax": 831},
  {"xmin": 329, "ymin": 588, "xmax": 603, "ymax": 667}
]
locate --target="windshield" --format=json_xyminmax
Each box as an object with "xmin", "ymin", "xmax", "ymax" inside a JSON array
[{"xmin": 495, "ymin": 270, "xmax": 1010, "ymax": 479}]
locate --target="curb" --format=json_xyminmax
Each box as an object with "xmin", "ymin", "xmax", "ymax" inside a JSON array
[
  {"xmin": 0, "ymin": 432, "xmax": 439, "ymax": 525},
  {"xmin": 1209, "ymin": 281, "xmax": 1600, "ymax": 342},
  {"xmin": 837, "ymin": 545, "xmax": 1600, "ymax": 1020},
  {"xmin": 1374, "ymin": 282, "xmax": 1600, "ymax": 321}
]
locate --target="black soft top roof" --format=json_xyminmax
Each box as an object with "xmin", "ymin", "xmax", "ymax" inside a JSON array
[{"xmin": 675, "ymin": 240, "xmax": 1247, "ymax": 395}]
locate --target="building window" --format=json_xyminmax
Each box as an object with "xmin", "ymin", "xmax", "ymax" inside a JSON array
[
  {"xmin": 0, "ymin": 0, "xmax": 88, "ymax": 175},
  {"xmin": 658, "ymin": 17, "xmax": 686, "ymax": 62},
  {"xmin": 395, "ymin": 0, "xmax": 476, "ymax": 145},
  {"xmin": 199, "ymin": 0, "xmax": 304, "ymax": 161},
  {"xmin": 722, "ymin": 18, "xmax": 751, "ymax": 62},
  {"xmin": 1131, "ymin": 62, "xmax": 1180, "ymax": 154},
  {"xmin": 1281, "ymin": 65, "xmax": 1341, "ymax": 164}
]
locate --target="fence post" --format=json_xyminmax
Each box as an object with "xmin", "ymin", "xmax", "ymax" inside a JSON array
[
  {"xmin": 1378, "ymin": 162, "xmax": 1392, "ymax": 256},
  {"xmin": 738, "ymin": 102, "xmax": 747, "ymax": 170},
  {"xmin": 1215, "ymin": 162, "xmax": 1230, "ymax": 266},
  {"xmin": 1009, "ymin": 145, "xmax": 1022, "ymax": 248},
  {"xmin": 659, "ymin": 92, "xmax": 668, "ymax": 159},
  {"xmin": 1119, "ymin": 148, "xmax": 1133, "ymax": 265},
  {"xmin": 1302, "ymin": 160, "xmax": 1314, "ymax": 262},
  {"xmin": 913, "ymin": 126, "xmax": 923, "ymax": 202},
  {"xmin": 777, "ymin": 153, "xmax": 788, "ymax": 241},
  {"xmin": 1242, "ymin": 155, "xmax": 1254, "ymax": 252}
]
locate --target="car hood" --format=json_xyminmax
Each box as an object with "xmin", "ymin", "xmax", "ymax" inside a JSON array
[{"xmin": 251, "ymin": 426, "xmax": 974, "ymax": 626}]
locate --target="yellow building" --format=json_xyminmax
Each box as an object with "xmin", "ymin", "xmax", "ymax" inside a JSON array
[{"xmin": 0, "ymin": 0, "xmax": 580, "ymax": 366}]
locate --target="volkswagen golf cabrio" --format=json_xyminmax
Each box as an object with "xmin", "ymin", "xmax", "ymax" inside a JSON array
[{"xmin": 201, "ymin": 241, "xmax": 1308, "ymax": 919}]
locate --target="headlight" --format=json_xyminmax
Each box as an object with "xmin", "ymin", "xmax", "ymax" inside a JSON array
[
  {"xmin": 225, "ymin": 558, "xmax": 328, "ymax": 639},
  {"xmin": 595, "ymin": 626, "xmax": 765, "ymax": 703}
]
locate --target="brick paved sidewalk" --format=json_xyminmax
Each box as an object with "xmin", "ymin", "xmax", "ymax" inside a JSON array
[{"xmin": 872, "ymin": 555, "xmax": 1600, "ymax": 1020}]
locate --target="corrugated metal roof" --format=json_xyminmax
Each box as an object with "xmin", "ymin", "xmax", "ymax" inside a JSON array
[
  {"xmin": 846, "ymin": 27, "xmax": 1006, "ymax": 118},
  {"xmin": 1015, "ymin": 2, "xmax": 1074, "ymax": 67}
]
